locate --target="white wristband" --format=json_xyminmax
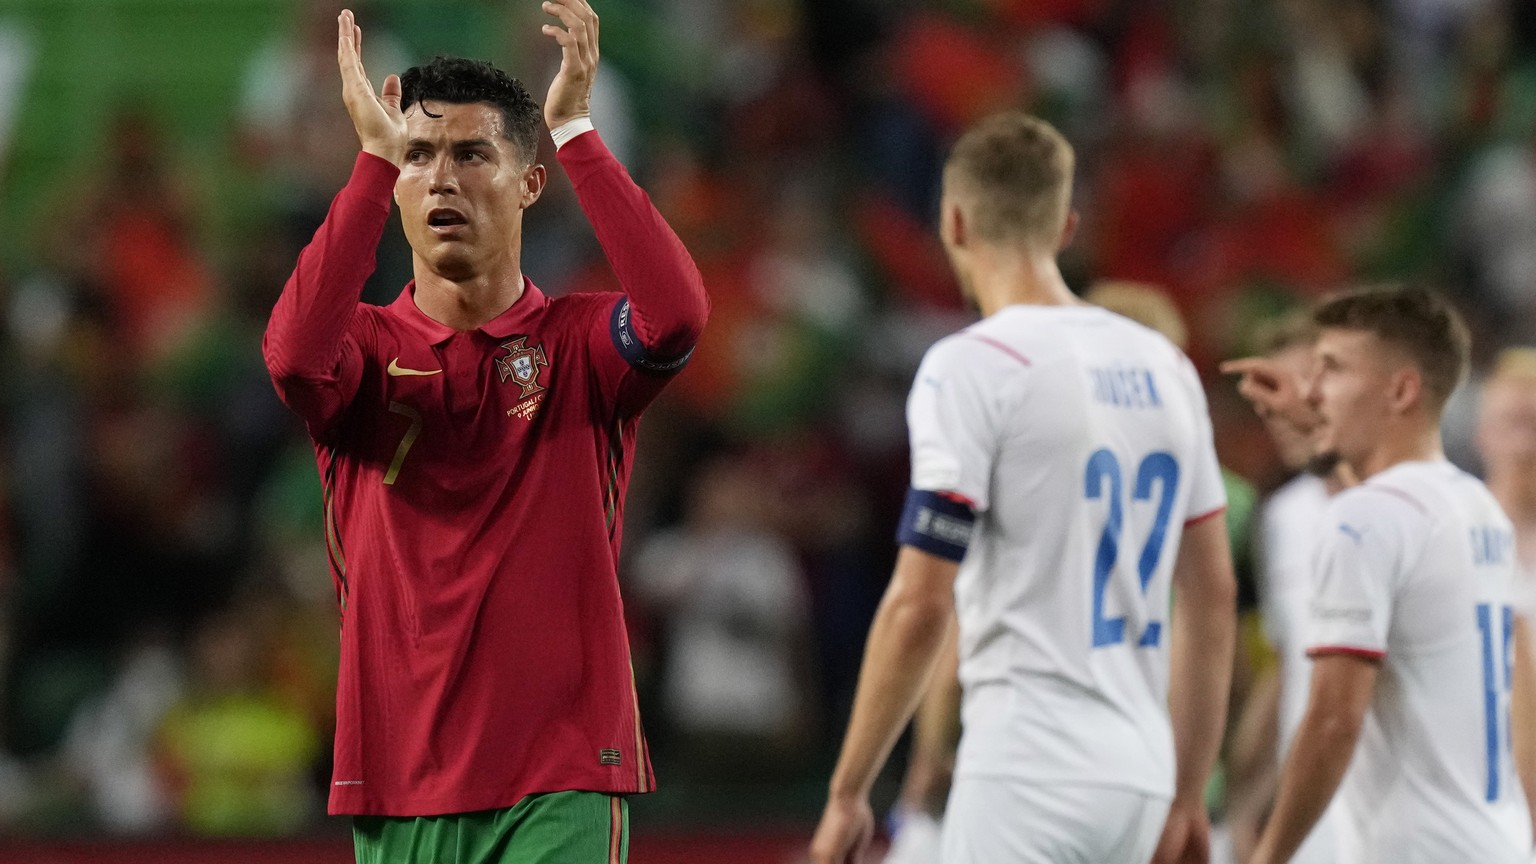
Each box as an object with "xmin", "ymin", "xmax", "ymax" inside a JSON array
[{"xmin": 551, "ymin": 117, "xmax": 595, "ymax": 150}]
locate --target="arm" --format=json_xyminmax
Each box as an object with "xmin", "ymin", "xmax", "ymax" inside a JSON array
[
  {"xmin": 895, "ymin": 621, "xmax": 961, "ymax": 818},
  {"xmin": 543, "ymin": 0, "xmax": 708, "ymax": 367},
  {"xmin": 1153, "ymin": 511, "xmax": 1238, "ymax": 864},
  {"xmin": 262, "ymin": 10, "xmax": 404, "ymax": 431},
  {"xmin": 1223, "ymin": 664, "xmax": 1281, "ymax": 862},
  {"xmin": 1250, "ymin": 653, "xmax": 1378, "ymax": 864},
  {"xmin": 1512, "ymin": 616, "xmax": 1536, "ymax": 836},
  {"xmin": 810, "ymin": 546, "xmax": 959, "ymax": 864}
]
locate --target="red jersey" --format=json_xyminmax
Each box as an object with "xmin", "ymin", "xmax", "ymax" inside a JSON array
[{"xmin": 262, "ymin": 131, "xmax": 707, "ymax": 816}]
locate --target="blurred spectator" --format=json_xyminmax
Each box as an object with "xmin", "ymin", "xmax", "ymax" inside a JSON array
[
  {"xmin": 154, "ymin": 599, "xmax": 320, "ymax": 836},
  {"xmin": 634, "ymin": 455, "xmax": 813, "ymax": 780},
  {"xmin": 58, "ymin": 630, "xmax": 183, "ymax": 833}
]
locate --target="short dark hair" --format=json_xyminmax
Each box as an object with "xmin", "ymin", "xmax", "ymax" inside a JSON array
[
  {"xmin": 401, "ymin": 56, "xmax": 541, "ymax": 162},
  {"xmin": 1313, "ymin": 285, "xmax": 1470, "ymax": 410},
  {"xmin": 944, "ymin": 111, "xmax": 1074, "ymax": 249}
]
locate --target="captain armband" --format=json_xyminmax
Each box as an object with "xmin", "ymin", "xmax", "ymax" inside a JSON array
[
  {"xmin": 610, "ymin": 298, "xmax": 694, "ymax": 374},
  {"xmin": 896, "ymin": 488, "xmax": 977, "ymax": 562}
]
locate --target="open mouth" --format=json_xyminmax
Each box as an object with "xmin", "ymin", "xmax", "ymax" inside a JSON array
[{"xmin": 427, "ymin": 208, "xmax": 468, "ymax": 230}]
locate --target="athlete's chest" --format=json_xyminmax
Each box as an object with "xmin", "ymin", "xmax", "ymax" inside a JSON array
[{"xmin": 352, "ymin": 323, "xmax": 593, "ymax": 487}]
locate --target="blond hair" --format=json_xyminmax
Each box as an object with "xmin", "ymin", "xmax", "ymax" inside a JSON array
[
  {"xmin": 1084, "ymin": 281, "xmax": 1188, "ymax": 349},
  {"xmin": 944, "ymin": 111, "xmax": 1074, "ymax": 250}
]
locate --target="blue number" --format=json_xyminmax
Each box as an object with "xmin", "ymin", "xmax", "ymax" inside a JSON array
[
  {"xmin": 1478, "ymin": 602, "xmax": 1516, "ymax": 802},
  {"xmin": 1087, "ymin": 449, "xmax": 1181, "ymax": 649},
  {"xmin": 1086, "ymin": 450, "xmax": 1125, "ymax": 647}
]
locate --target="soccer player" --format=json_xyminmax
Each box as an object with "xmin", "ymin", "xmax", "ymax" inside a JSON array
[
  {"xmin": 1475, "ymin": 348, "xmax": 1536, "ymax": 843},
  {"xmin": 809, "ymin": 112, "xmax": 1237, "ymax": 864},
  {"xmin": 1479, "ymin": 350, "xmax": 1536, "ymax": 607},
  {"xmin": 1223, "ymin": 316, "xmax": 1346, "ymax": 864},
  {"xmin": 261, "ymin": 5, "xmax": 707, "ymax": 862},
  {"xmin": 1247, "ymin": 287, "xmax": 1532, "ymax": 864}
]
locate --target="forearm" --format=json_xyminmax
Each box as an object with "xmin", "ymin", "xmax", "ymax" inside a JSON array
[
  {"xmin": 1168, "ymin": 581, "xmax": 1236, "ymax": 805},
  {"xmin": 1511, "ymin": 618, "xmax": 1536, "ymax": 831},
  {"xmin": 829, "ymin": 590, "xmax": 954, "ymax": 802},
  {"xmin": 263, "ymin": 152, "xmax": 396, "ymax": 382},
  {"xmin": 1252, "ymin": 707, "xmax": 1362, "ymax": 864},
  {"xmin": 897, "ymin": 621, "xmax": 960, "ymax": 815},
  {"xmin": 555, "ymin": 130, "xmax": 707, "ymax": 359}
]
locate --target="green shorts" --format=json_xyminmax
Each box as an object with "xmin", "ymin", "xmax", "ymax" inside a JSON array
[{"xmin": 353, "ymin": 791, "xmax": 629, "ymax": 864}]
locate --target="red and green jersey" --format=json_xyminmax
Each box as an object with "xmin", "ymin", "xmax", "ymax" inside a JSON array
[{"xmin": 262, "ymin": 131, "xmax": 707, "ymax": 816}]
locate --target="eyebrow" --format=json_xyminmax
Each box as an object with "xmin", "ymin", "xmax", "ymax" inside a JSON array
[{"xmin": 406, "ymin": 138, "xmax": 497, "ymax": 149}]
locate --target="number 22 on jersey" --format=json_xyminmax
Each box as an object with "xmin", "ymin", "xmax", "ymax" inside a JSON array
[{"xmin": 1084, "ymin": 449, "xmax": 1180, "ymax": 649}]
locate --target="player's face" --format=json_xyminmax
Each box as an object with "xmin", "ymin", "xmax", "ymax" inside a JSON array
[
  {"xmin": 1264, "ymin": 342, "xmax": 1320, "ymax": 471},
  {"xmin": 1308, "ymin": 328, "xmax": 1400, "ymax": 471},
  {"xmin": 396, "ymin": 102, "xmax": 544, "ymax": 281},
  {"xmin": 1479, "ymin": 376, "xmax": 1536, "ymax": 474}
]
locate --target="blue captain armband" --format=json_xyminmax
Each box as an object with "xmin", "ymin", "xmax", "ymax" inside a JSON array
[
  {"xmin": 610, "ymin": 298, "xmax": 694, "ymax": 374},
  {"xmin": 896, "ymin": 488, "xmax": 977, "ymax": 562}
]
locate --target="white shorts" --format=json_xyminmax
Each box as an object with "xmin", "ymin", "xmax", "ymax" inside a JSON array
[{"xmin": 940, "ymin": 777, "xmax": 1171, "ymax": 864}]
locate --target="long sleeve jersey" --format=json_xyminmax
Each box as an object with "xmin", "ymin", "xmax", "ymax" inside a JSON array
[{"xmin": 263, "ymin": 129, "xmax": 707, "ymax": 816}]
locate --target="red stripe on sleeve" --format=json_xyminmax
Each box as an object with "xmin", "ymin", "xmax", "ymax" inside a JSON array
[
  {"xmin": 1184, "ymin": 505, "xmax": 1226, "ymax": 527},
  {"xmin": 1307, "ymin": 646, "xmax": 1386, "ymax": 661},
  {"xmin": 935, "ymin": 491, "xmax": 978, "ymax": 510}
]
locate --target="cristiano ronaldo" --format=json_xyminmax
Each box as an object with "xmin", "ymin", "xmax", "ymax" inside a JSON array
[{"xmin": 262, "ymin": 4, "xmax": 707, "ymax": 861}]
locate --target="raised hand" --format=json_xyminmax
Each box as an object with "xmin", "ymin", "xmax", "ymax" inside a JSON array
[
  {"xmin": 540, "ymin": 0, "xmax": 598, "ymax": 130},
  {"xmin": 337, "ymin": 8, "xmax": 406, "ymax": 165},
  {"xmin": 1221, "ymin": 355, "xmax": 1321, "ymax": 433}
]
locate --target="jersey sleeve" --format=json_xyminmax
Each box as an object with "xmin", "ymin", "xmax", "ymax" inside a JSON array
[
  {"xmin": 1178, "ymin": 358, "xmax": 1227, "ymax": 525},
  {"xmin": 556, "ymin": 130, "xmax": 709, "ymax": 414},
  {"xmin": 263, "ymin": 152, "xmax": 396, "ymax": 439},
  {"xmin": 1305, "ymin": 488, "xmax": 1414, "ymax": 659},
  {"xmin": 906, "ymin": 336, "xmax": 1022, "ymax": 513}
]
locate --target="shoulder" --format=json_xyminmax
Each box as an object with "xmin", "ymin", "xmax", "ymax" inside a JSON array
[
  {"xmin": 1325, "ymin": 472, "xmax": 1436, "ymax": 543},
  {"xmin": 1266, "ymin": 474, "xmax": 1328, "ymax": 518},
  {"xmin": 547, "ymin": 291, "xmax": 620, "ymax": 318},
  {"xmin": 924, "ymin": 317, "xmax": 1036, "ymax": 374}
]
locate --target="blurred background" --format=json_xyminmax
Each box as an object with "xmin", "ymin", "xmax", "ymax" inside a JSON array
[{"xmin": 0, "ymin": 0, "xmax": 1534, "ymax": 860}]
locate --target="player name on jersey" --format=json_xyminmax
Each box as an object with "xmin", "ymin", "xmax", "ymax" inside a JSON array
[{"xmin": 1089, "ymin": 365, "xmax": 1162, "ymax": 409}]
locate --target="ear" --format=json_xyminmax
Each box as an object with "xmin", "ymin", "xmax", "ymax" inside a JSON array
[
  {"xmin": 520, "ymin": 163, "xmax": 547, "ymax": 210},
  {"xmin": 1388, "ymin": 365, "xmax": 1424, "ymax": 416},
  {"xmin": 941, "ymin": 198, "xmax": 967, "ymax": 251},
  {"xmin": 1057, "ymin": 209, "xmax": 1080, "ymax": 253}
]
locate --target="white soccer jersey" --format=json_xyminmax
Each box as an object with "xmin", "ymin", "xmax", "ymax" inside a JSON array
[
  {"xmin": 906, "ymin": 304, "xmax": 1226, "ymax": 796},
  {"xmin": 1307, "ymin": 460, "xmax": 1531, "ymax": 863},
  {"xmin": 1257, "ymin": 473, "xmax": 1340, "ymax": 864}
]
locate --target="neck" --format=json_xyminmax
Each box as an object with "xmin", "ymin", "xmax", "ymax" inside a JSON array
[
  {"xmin": 1350, "ymin": 420, "xmax": 1443, "ymax": 480},
  {"xmin": 1489, "ymin": 467, "xmax": 1536, "ymax": 523},
  {"xmin": 412, "ymin": 256, "xmax": 525, "ymax": 331},
  {"xmin": 965, "ymin": 246, "xmax": 1081, "ymax": 317}
]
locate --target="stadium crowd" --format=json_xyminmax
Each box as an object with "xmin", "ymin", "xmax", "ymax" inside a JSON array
[{"xmin": 1, "ymin": 0, "xmax": 1535, "ymax": 843}]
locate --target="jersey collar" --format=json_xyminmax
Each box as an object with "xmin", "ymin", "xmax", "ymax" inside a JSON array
[
  {"xmin": 387, "ymin": 277, "xmax": 549, "ymax": 345},
  {"xmin": 479, "ymin": 277, "xmax": 549, "ymax": 339}
]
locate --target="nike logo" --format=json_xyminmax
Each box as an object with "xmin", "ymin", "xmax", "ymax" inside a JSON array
[{"xmin": 387, "ymin": 358, "xmax": 442, "ymax": 377}]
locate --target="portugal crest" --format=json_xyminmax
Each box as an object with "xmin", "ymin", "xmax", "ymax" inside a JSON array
[{"xmin": 495, "ymin": 337, "xmax": 549, "ymax": 398}]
